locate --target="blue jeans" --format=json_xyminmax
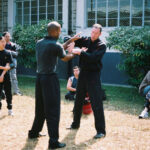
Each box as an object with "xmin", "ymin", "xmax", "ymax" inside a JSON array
[
  {"xmin": 143, "ymin": 85, "xmax": 150, "ymax": 96},
  {"xmin": 143, "ymin": 86, "xmax": 150, "ymax": 111}
]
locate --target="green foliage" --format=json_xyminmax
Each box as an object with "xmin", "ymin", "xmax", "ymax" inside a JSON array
[
  {"xmin": 12, "ymin": 20, "xmax": 62, "ymax": 68},
  {"xmin": 107, "ymin": 27, "xmax": 150, "ymax": 87}
]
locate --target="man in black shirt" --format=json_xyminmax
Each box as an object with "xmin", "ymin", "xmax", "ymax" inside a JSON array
[
  {"xmin": 0, "ymin": 36, "xmax": 14, "ymax": 116},
  {"xmin": 28, "ymin": 21, "xmax": 79, "ymax": 149},
  {"xmin": 68, "ymin": 24, "xmax": 106, "ymax": 139}
]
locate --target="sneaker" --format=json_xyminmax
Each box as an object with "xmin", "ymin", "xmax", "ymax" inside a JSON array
[
  {"xmin": 13, "ymin": 92, "xmax": 23, "ymax": 96},
  {"xmin": 94, "ymin": 133, "xmax": 105, "ymax": 139},
  {"xmin": 139, "ymin": 110, "xmax": 148, "ymax": 119},
  {"xmin": 8, "ymin": 109, "xmax": 14, "ymax": 116}
]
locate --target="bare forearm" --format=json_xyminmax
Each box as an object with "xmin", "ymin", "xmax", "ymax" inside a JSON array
[
  {"xmin": 67, "ymin": 87, "xmax": 76, "ymax": 92},
  {"xmin": 63, "ymin": 39, "xmax": 73, "ymax": 50},
  {"xmin": 1, "ymin": 70, "xmax": 7, "ymax": 77},
  {"xmin": 61, "ymin": 53, "xmax": 75, "ymax": 62},
  {"xmin": 0, "ymin": 66, "xmax": 6, "ymax": 70}
]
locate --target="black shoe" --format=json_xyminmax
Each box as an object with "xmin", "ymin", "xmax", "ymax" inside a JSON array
[
  {"xmin": 94, "ymin": 133, "xmax": 105, "ymax": 139},
  {"xmin": 49, "ymin": 142, "xmax": 66, "ymax": 149},
  {"xmin": 28, "ymin": 131, "xmax": 46, "ymax": 139},
  {"xmin": 66, "ymin": 124, "xmax": 79, "ymax": 130}
]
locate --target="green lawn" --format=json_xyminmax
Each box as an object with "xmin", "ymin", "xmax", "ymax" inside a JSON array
[{"xmin": 18, "ymin": 76, "xmax": 144, "ymax": 116}]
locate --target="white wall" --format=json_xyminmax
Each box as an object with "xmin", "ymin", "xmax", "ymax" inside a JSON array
[
  {"xmin": 62, "ymin": 0, "xmax": 68, "ymax": 35},
  {"xmin": 76, "ymin": 0, "xmax": 86, "ymax": 31},
  {"xmin": 7, "ymin": 0, "xmax": 15, "ymax": 34}
]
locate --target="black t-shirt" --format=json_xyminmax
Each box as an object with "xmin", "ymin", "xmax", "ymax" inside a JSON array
[
  {"xmin": 36, "ymin": 36, "xmax": 66, "ymax": 74},
  {"xmin": 0, "ymin": 50, "xmax": 13, "ymax": 75},
  {"xmin": 75, "ymin": 37, "xmax": 106, "ymax": 72}
]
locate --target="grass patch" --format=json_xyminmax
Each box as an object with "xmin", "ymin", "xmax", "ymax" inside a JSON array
[{"xmin": 18, "ymin": 76, "xmax": 144, "ymax": 115}]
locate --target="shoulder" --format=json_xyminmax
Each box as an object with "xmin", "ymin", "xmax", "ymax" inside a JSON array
[
  {"xmin": 98, "ymin": 40, "xmax": 106, "ymax": 49},
  {"xmin": 56, "ymin": 42, "xmax": 63, "ymax": 49},
  {"xmin": 37, "ymin": 38, "xmax": 44, "ymax": 44},
  {"xmin": 147, "ymin": 71, "xmax": 150, "ymax": 76},
  {"xmin": 98, "ymin": 39, "xmax": 106, "ymax": 46},
  {"xmin": 70, "ymin": 76, "xmax": 74, "ymax": 82}
]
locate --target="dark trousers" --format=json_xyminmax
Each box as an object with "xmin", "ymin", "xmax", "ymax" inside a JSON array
[
  {"xmin": 0, "ymin": 74, "xmax": 12, "ymax": 110},
  {"xmin": 72, "ymin": 71, "xmax": 106, "ymax": 134},
  {"xmin": 29, "ymin": 74, "xmax": 60, "ymax": 144}
]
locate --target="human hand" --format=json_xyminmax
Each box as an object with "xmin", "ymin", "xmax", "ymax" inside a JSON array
[
  {"xmin": 67, "ymin": 42, "xmax": 75, "ymax": 53},
  {"xmin": 81, "ymin": 47, "xmax": 88, "ymax": 52},
  {"xmin": 71, "ymin": 32, "xmax": 82, "ymax": 42},
  {"xmin": 72, "ymin": 49, "xmax": 82, "ymax": 55},
  {"xmin": 4, "ymin": 65, "xmax": 10, "ymax": 71}
]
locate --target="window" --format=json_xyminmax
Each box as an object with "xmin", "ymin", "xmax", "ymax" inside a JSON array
[
  {"xmin": 31, "ymin": 0, "xmax": 37, "ymax": 24},
  {"xmin": 108, "ymin": 0, "xmax": 118, "ymax": 26},
  {"xmin": 87, "ymin": 0, "xmax": 150, "ymax": 27},
  {"xmin": 145, "ymin": 0, "xmax": 150, "ymax": 26},
  {"xmin": 47, "ymin": 0, "xmax": 55, "ymax": 20},
  {"xmin": 24, "ymin": 1, "xmax": 30, "ymax": 25},
  {"xmin": 97, "ymin": 0, "xmax": 106, "ymax": 27},
  {"xmin": 16, "ymin": 0, "xmax": 62, "ymax": 25},
  {"xmin": 16, "ymin": 2, "xmax": 22, "ymax": 24},
  {"xmin": 132, "ymin": 0, "xmax": 143, "ymax": 26},
  {"xmin": 120, "ymin": 0, "xmax": 130, "ymax": 26}
]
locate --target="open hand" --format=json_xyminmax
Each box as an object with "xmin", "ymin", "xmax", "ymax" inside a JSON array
[
  {"xmin": 71, "ymin": 32, "xmax": 82, "ymax": 41},
  {"xmin": 81, "ymin": 47, "xmax": 88, "ymax": 52},
  {"xmin": 67, "ymin": 42, "xmax": 75, "ymax": 53},
  {"xmin": 4, "ymin": 65, "xmax": 10, "ymax": 71}
]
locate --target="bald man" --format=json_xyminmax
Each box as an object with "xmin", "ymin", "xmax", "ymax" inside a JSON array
[{"xmin": 28, "ymin": 21, "xmax": 79, "ymax": 149}]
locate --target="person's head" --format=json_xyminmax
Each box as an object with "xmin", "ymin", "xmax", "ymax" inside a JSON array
[
  {"xmin": 3, "ymin": 32, "xmax": 11, "ymax": 43},
  {"xmin": 91, "ymin": 24, "xmax": 102, "ymax": 42},
  {"xmin": 47, "ymin": 21, "xmax": 61, "ymax": 39},
  {"xmin": 73, "ymin": 66, "xmax": 80, "ymax": 78},
  {"xmin": 0, "ymin": 35, "xmax": 6, "ymax": 50}
]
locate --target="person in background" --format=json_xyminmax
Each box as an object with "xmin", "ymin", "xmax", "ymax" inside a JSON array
[
  {"xmin": 0, "ymin": 35, "xmax": 14, "ymax": 116},
  {"xmin": 139, "ymin": 71, "xmax": 150, "ymax": 119},
  {"xmin": 65, "ymin": 66, "xmax": 80, "ymax": 101},
  {"xmin": 3, "ymin": 32, "xmax": 22, "ymax": 96}
]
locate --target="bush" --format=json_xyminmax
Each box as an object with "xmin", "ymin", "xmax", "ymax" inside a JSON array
[
  {"xmin": 107, "ymin": 27, "xmax": 150, "ymax": 87},
  {"xmin": 12, "ymin": 20, "xmax": 63, "ymax": 68}
]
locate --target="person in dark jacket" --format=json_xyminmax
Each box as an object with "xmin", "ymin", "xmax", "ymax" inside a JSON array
[
  {"xmin": 3, "ymin": 32, "xmax": 22, "ymax": 96},
  {"xmin": 28, "ymin": 21, "xmax": 80, "ymax": 149},
  {"xmin": 139, "ymin": 71, "xmax": 150, "ymax": 119},
  {"xmin": 68, "ymin": 24, "xmax": 106, "ymax": 139},
  {"xmin": 0, "ymin": 35, "xmax": 14, "ymax": 116}
]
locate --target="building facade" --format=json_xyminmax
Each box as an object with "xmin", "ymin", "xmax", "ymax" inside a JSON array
[
  {"xmin": 0, "ymin": 0, "xmax": 150, "ymax": 38},
  {"xmin": 0, "ymin": 0, "xmax": 8, "ymax": 33}
]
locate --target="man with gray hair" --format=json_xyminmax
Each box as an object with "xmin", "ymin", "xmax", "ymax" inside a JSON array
[{"xmin": 28, "ymin": 21, "xmax": 79, "ymax": 149}]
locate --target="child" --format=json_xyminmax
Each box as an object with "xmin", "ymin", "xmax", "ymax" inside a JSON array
[{"xmin": 0, "ymin": 35, "xmax": 14, "ymax": 116}]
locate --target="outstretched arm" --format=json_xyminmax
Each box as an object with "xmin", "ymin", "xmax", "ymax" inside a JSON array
[{"xmin": 63, "ymin": 33, "xmax": 81, "ymax": 50}]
